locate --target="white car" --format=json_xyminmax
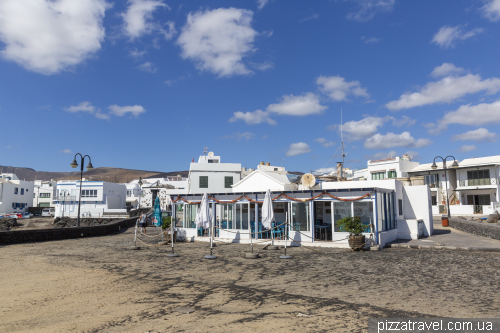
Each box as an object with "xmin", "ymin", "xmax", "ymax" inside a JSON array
[{"xmin": 42, "ymin": 208, "xmax": 55, "ymax": 217}]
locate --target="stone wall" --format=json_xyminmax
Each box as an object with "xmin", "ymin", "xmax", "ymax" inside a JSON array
[
  {"xmin": 0, "ymin": 217, "xmax": 138, "ymax": 245},
  {"xmin": 449, "ymin": 218, "xmax": 500, "ymax": 241}
]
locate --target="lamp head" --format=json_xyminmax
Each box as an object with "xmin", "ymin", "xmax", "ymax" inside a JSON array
[
  {"xmin": 431, "ymin": 162, "xmax": 438, "ymax": 170},
  {"xmin": 452, "ymin": 160, "xmax": 459, "ymax": 169},
  {"xmin": 86, "ymin": 162, "xmax": 94, "ymax": 171},
  {"xmin": 70, "ymin": 159, "xmax": 78, "ymax": 168},
  {"xmin": 138, "ymin": 177, "xmax": 143, "ymax": 186}
]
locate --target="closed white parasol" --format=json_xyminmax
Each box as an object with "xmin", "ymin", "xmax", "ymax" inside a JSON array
[
  {"xmin": 195, "ymin": 193, "xmax": 211, "ymax": 229},
  {"xmin": 261, "ymin": 189, "xmax": 275, "ymax": 230}
]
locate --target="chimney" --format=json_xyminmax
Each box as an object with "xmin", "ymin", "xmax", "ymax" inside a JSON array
[
  {"xmin": 266, "ymin": 162, "xmax": 270, "ymax": 166},
  {"xmin": 260, "ymin": 161, "xmax": 265, "ymax": 166},
  {"xmin": 242, "ymin": 167, "xmax": 247, "ymax": 171}
]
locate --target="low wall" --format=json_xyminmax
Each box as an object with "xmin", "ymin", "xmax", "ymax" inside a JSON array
[
  {"xmin": 0, "ymin": 217, "xmax": 138, "ymax": 246},
  {"xmin": 449, "ymin": 218, "xmax": 500, "ymax": 241}
]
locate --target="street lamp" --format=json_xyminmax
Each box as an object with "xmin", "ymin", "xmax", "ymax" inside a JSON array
[
  {"xmin": 431, "ymin": 155, "xmax": 459, "ymax": 218},
  {"xmin": 70, "ymin": 153, "xmax": 94, "ymax": 227},
  {"xmin": 137, "ymin": 177, "xmax": 143, "ymax": 215}
]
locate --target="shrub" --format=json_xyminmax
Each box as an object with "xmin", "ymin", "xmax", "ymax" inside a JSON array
[
  {"xmin": 162, "ymin": 216, "xmax": 172, "ymax": 230},
  {"xmin": 336, "ymin": 216, "xmax": 365, "ymax": 236}
]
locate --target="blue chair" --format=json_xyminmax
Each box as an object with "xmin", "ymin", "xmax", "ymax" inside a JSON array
[
  {"xmin": 197, "ymin": 226, "xmax": 203, "ymax": 237},
  {"xmin": 272, "ymin": 222, "xmax": 283, "ymax": 239}
]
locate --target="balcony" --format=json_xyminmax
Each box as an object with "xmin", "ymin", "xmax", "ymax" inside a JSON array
[
  {"xmin": 53, "ymin": 196, "xmax": 76, "ymax": 201},
  {"xmin": 425, "ymin": 181, "xmax": 441, "ymax": 188},
  {"xmin": 459, "ymin": 178, "xmax": 500, "ymax": 187}
]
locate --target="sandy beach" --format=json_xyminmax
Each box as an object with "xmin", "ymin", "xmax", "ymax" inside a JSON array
[{"xmin": 1, "ymin": 227, "xmax": 499, "ymax": 333}]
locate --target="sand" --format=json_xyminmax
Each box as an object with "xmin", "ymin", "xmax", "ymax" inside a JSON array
[{"xmin": 1, "ymin": 228, "xmax": 499, "ymax": 333}]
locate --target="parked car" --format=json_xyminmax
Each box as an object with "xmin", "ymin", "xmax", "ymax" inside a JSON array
[{"xmin": 42, "ymin": 208, "xmax": 55, "ymax": 217}]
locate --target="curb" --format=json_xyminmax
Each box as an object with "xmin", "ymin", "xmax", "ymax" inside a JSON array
[{"xmin": 387, "ymin": 243, "xmax": 500, "ymax": 252}]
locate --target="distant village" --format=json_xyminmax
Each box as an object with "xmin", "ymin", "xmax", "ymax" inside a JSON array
[{"xmin": 1, "ymin": 151, "xmax": 499, "ymax": 248}]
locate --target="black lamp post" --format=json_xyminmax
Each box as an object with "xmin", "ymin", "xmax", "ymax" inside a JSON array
[
  {"xmin": 137, "ymin": 177, "xmax": 143, "ymax": 215},
  {"xmin": 70, "ymin": 154, "xmax": 93, "ymax": 227},
  {"xmin": 431, "ymin": 156, "xmax": 459, "ymax": 218}
]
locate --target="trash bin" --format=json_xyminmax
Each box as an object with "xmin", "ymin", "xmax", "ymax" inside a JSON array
[{"xmin": 441, "ymin": 215, "xmax": 449, "ymax": 227}]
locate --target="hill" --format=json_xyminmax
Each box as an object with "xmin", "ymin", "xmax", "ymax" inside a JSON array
[{"xmin": 0, "ymin": 165, "xmax": 188, "ymax": 183}]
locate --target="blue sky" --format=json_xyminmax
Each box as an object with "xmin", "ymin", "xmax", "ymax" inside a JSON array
[{"xmin": 1, "ymin": 0, "xmax": 500, "ymax": 174}]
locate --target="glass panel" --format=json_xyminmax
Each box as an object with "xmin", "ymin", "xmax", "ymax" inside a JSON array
[
  {"xmin": 185, "ymin": 204, "xmax": 197, "ymax": 228},
  {"xmin": 292, "ymin": 202, "xmax": 310, "ymax": 231},
  {"xmin": 175, "ymin": 204, "xmax": 184, "ymax": 227},
  {"xmin": 333, "ymin": 202, "xmax": 351, "ymax": 232},
  {"xmin": 242, "ymin": 203, "xmax": 249, "ymax": 230},
  {"xmin": 377, "ymin": 192, "xmax": 384, "ymax": 232},
  {"xmin": 353, "ymin": 201, "xmax": 373, "ymax": 232},
  {"xmin": 236, "ymin": 204, "xmax": 241, "ymax": 229},
  {"xmin": 228, "ymin": 204, "xmax": 233, "ymax": 229}
]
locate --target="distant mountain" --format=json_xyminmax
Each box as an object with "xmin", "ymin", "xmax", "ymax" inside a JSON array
[{"xmin": 0, "ymin": 165, "xmax": 188, "ymax": 183}]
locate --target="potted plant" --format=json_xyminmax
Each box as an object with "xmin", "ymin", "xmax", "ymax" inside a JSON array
[
  {"xmin": 162, "ymin": 216, "xmax": 176, "ymax": 241},
  {"xmin": 337, "ymin": 216, "xmax": 366, "ymax": 251}
]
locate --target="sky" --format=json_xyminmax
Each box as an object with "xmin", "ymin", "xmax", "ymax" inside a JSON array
[{"xmin": 1, "ymin": 0, "xmax": 500, "ymax": 174}]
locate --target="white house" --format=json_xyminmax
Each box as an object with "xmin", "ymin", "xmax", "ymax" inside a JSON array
[
  {"xmin": 33, "ymin": 180, "xmax": 57, "ymax": 208},
  {"xmin": 0, "ymin": 173, "xmax": 34, "ymax": 215},
  {"xmin": 53, "ymin": 180, "xmax": 127, "ymax": 218},
  {"xmin": 169, "ymin": 179, "xmax": 432, "ymax": 248},
  {"xmin": 188, "ymin": 152, "xmax": 241, "ymax": 194}
]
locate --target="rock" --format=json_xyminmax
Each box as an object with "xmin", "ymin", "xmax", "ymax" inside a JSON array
[
  {"xmin": 173, "ymin": 306, "xmax": 194, "ymax": 314},
  {"xmin": 0, "ymin": 218, "xmax": 18, "ymax": 231},
  {"xmin": 486, "ymin": 212, "xmax": 500, "ymax": 224},
  {"xmin": 297, "ymin": 313, "xmax": 311, "ymax": 317}
]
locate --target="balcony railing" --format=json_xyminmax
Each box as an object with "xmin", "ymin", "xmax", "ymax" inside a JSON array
[
  {"xmin": 459, "ymin": 178, "xmax": 500, "ymax": 187},
  {"xmin": 53, "ymin": 196, "xmax": 76, "ymax": 201}
]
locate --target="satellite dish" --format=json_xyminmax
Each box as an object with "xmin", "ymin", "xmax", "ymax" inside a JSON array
[
  {"xmin": 301, "ymin": 173, "xmax": 316, "ymax": 188},
  {"xmin": 208, "ymin": 151, "xmax": 214, "ymax": 157}
]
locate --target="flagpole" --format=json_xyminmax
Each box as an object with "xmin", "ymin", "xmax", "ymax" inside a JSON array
[
  {"xmin": 280, "ymin": 212, "xmax": 291, "ymax": 259},
  {"xmin": 167, "ymin": 200, "xmax": 179, "ymax": 257}
]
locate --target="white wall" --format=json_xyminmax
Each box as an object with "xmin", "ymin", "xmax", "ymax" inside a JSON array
[
  {"xmin": 0, "ymin": 178, "xmax": 34, "ymax": 214},
  {"xmin": 402, "ymin": 185, "xmax": 433, "ymax": 236},
  {"xmin": 189, "ymin": 171, "xmax": 241, "ymax": 194}
]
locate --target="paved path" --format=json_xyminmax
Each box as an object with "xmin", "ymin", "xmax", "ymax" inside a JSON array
[{"xmin": 389, "ymin": 220, "xmax": 500, "ymax": 250}]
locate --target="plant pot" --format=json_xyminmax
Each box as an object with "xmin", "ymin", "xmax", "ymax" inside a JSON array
[{"xmin": 348, "ymin": 235, "xmax": 366, "ymax": 251}]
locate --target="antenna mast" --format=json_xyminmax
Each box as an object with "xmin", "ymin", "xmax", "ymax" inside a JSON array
[
  {"xmin": 203, "ymin": 147, "xmax": 208, "ymax": 156},
  {"xmin": 341, "ymin": 108, "xmax": 346, "ymax": 180}
]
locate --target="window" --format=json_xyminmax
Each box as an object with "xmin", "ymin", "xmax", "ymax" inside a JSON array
[
  {"xmin": 40, "ymin": 193, "xmax": 51, "ymax": 198},
  {"xmin": 81, "ymin": 190, "xmax": 97, "ymax": 198},
  {"xmin": 398, "ymin": 199, "xmax": 403, "ymax": 215},
  {"xmin": 388, "ymin": 170, "xmax": 397, "ymax": 178},
  {"xmin": 185, "ymin": 204, "xmax": 198, "ymax": 228},
  {"xmin": 26, "ymin": 189, "xmax": 28, "ymax": 192},
  {"xmin": 431, "ymin": 194, "xmax": 437, "ymax": 206},
  {"xmin": 424, "ymin": 174, "xmax": 438, "ymax": 186},
  {"xmin": 126, "ymin": 190, "xmax": 132, "ymax": 197},
  {"xmin": 21, "ymin": 188, "xmax": 24, "ymax": 195},
  {"xmin": 371, "ymin": 172, "xmax": 385, "ymax": 180},
  {"xmin": 274, "ymin": 168, "xmax": 278, "ymax": 171},
  {"xmin": 14, "ymin": 187, "xmax": 18, "ymax": 194},
  {"xmin": 292, "ymin": 202, "xmax": 310, "ymax": 231},
  {"xmin": 353, "ymin": 201, "xmax": 374, "ymax": 232},
  {"xmin": 224, "ymin": 176, "xmax": 233, "ymax": 188},
  {"xmin": 199, "ymin": 176, "xmax": 208, "ymax": 188},
  {"xmin": 467, "ymin": 170, "xmax": 491, "ymax": 186},
  {"xmin": 334, "ymin": 202, "xmax": 351, "ymax": 232},
  {"xmin": 33, "ymin": 193, "xmax": 36, "ymax": 198}
]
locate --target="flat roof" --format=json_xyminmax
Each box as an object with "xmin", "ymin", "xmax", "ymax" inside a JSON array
[{"xmin": 170, "ymin": 187, "xmax": 382, "ymax": 197}]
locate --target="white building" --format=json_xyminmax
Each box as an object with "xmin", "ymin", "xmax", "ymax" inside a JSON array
[
  {"xmin": 188, "ymin": 153, "xmax": 241, "ymax": 194},
  {"xmin": 53, "ymin": 180, "xmax": 127, "ymax": 218},
  {"xmin": 350, "ymin": 155, "xmax": 420, "ymax": 181},
  {"xmin": 0, "ymin": 173, "xmax": 34, "ymax": 215},
  {"xmin": 169, "ymin": 179, "xmax": 432, "ymax": 248},
  {"xmin": 33, "ymin": 180, "xmax": 57, "ymax": 208}
]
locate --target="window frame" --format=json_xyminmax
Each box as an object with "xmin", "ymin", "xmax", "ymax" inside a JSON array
[
  {"xmin": 199, "ymin": 176, "xmax": 208, "ymax": 188},
  {"xmin": 224, "ymin": 176, "xmax": 233, "ymax": 188}
]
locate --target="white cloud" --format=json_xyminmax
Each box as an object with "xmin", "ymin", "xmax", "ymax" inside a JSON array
[
  {"xmin": 176, "ymin": 8, "xmax": 257, "ymax": 78},
  {"xmin": 64, "ymin": 101, "xmax": 95, "ymax": 113},
  {"xmin": 364, "ymin": 132, "xmax": 432, "ymax": 149},
  {"xmin": 317, "ymin": 76, "xmax": 369, "ymax": 101},
  {"xmin": 285, "ymin": 142, "xmax": 311, "ymax": 157},
  {"xmin": 392, "ymin": 115, "xmax": 416, "ymax": 127},
  {"xmin": 429, "ymin": 100, "xmax": 500, "ymax": 134},
  {"xmin": 314, "ymin": 167, "xmax": 337, "ymax": 175},
  {"xmin": 64, "ymin": 101, "xmax": 111, "ymax": 120},
  {"xmin": 136, "ymin": 61, "xmax": 157, "ymax": 73},
  {"xmin": 482, "ymin": 0, "xmax": 500, "ymax": 21},
  {"xmin": 386, "ymin": 74, "xmax": 500, "ymax": 110},
  {"xmin": 229, "ymin": 110, "xmax": 276, "ymax": 125},
  {"xmin": 257, "ymin": 0, "xmax": 269, "ymax": 10},
  {"xmin": 458, "ymin": 145, "xmax": 478, "ymax": 153},
  {"xmin": 0, "ymin": 0, "xmax": 110, "ymax": 75},
  {"xmin": 430, "ymin": 63, "xmax": 465, "ymax": 78},
  {"xmin": 315, "ymin": 138, "xmax": 336, "ymax": 147},
  {"xmin": 361, "ymin": 36, "xmax": 382, "ymax": 44},
  {"xmin": 266, "ymin": 93, "xmax": 327, "ymax": 116},
  {"xmin": 451, "ymin": 128, "xmax": 497, "ymax": 142},
  {"xmin": 222, "ymin": 132, "xmax": 255, "ymax": 141},
  {"xmin": 121, "ymin": 0, "xmax": 168, "ymax": 40},
  {"xmin": 342, "ymin": 116, "xmax": 389, "ymax": 141},
  {"xmin": 363, "ymin": 150, "xmax": 398, "ymax": 161},
  {"xmin": 61, "ymin": 149, "xmax": 73, "ymax": 154},
  {"xmin": 249, "ymin": 61, "xmax": 274, "ymax": 71},
  {"xmin": 345, "ymin": 0, "xmax": 395, "ymax": 22},
  {"xmin": 299, "ymin": 14, "xmax": 319, "ymax": 22},
  {"xmin": 129, "ymin": 48, "xmax": 147, "ymax": 59},
  {"xmin": 431, "ymin": 25, "xmax": 483, "ymax": 49},
  {"xmin": 161, "ymin": 21, "xmax": 177, "ymax": 40},
  {"xmin": 327, "ymin": 124, "xmax": 338, "ymax": 131},
  {"xmin": 108, "ymin": 104, "xmax": 146, "ymax": 117}
]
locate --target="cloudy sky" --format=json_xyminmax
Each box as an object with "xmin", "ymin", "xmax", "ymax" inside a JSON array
[{"xmin": 1, "ymin": 0, "xmax": 499, "ymax": 174}]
